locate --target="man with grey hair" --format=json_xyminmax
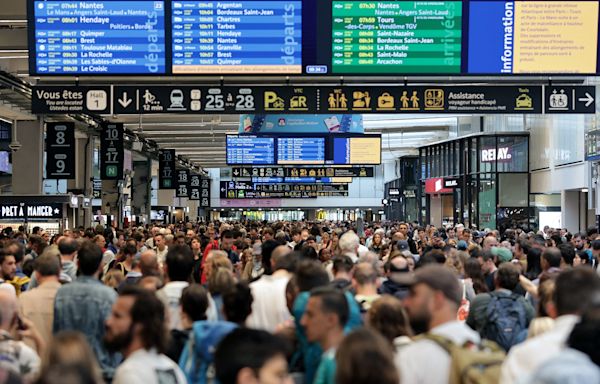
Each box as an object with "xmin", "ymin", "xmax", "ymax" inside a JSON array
[
  {"xmin": 339, "ymin": 230, "xmax": 368, "ymax": 263},
  {"xmin": 246, "ymin": 245, "xmax": 296, "ymax": 332}
]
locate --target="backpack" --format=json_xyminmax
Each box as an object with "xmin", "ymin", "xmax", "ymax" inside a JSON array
[
  {"xmin": 179, "ymin": 321, "xmax": 238, "ymax": 384},
  {"xmin": 421, "ymin": 334, "xmax": 505, "ymax": 384},
  {"xmin": 482, "ymin": 293, "xmax": 528, "ymax": 351}
]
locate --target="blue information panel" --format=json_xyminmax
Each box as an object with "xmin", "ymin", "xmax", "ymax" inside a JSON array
[
  {"xmin": 277, "ymin": 137, "xmax": 325, "ymax": 165},
  {"xmin": 226, "ymin": 136, "xmax": 275, "ymax": 165},
  {"xmin": 31, "ymin": 0, "xmax": 166, "ymax": 75},
  {"xmin": 171, "ymin": 0, "xmax": 302, "ymax": 74}
]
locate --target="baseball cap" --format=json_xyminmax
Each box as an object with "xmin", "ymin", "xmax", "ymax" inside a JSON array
[
  {"xmin": 457, "ymin": 240, "xmax": 468, "ymax": 251},
  {"xmin": 397, "ymin": 240, "xmax": 410, "ymax": 252},
  {"xmin": 401, "ymin": 265, "xmax": 462, "ymax": 306},
  {"xmin": 492, "ymin": 246, "xmax": 513, "ymax": 264}
]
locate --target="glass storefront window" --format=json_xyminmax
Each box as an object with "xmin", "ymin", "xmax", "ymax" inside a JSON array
[
  {"xmin": 479, "ymin": 136, "xmax": 496, "ymax": 173},
  {"xmin": 478, "ymin": 175, "xmax": 496, "ymax": 229},
  {"xmin": 470, "ymin": 138, "xmax": 478, "ymax": 174},
  {"xmin": 497, "ymin": 136, "xmax": 528, "ymax": 172},
  {"xmin": 499, "ymin": 173, "xmax": 528, "ymax": 207}
]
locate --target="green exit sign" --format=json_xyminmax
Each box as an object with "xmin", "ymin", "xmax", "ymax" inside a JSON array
[{"xmin": 106, "ymin": 166, "xmax": 118, "ymax": 178}]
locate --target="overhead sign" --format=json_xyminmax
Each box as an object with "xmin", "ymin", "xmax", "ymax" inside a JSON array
[
  {"xmin": 481, "ymin": 147, "xmax": 513, "ymax": 163},
  {"xmin": 92, "ymin": 178, "xmax": 102, "ymax": 199},
  {"xmin": 200, "ymin": 178, "xmax": 211, "ymax": 208},
  {"xmin": 388, "ymin": 188, "xmax": 400, "ymax": 196},
  {"xmin": 159, "ymin": 149, "xmax": 176, "ymax": 189},
  {"xmin": 33, "ymin": 85, "xmax": 595, "ymax": 115},
  {"xmin": 232, "ymin": 166, "xmax": 374, "ymax": 178},
  {"xmin": 226, "ymin": 136, "xmax": 275, "ymax": 165},
  {"xmin": 189, "ymin": 174, "xmax": 201, "ymax": 201},
  {"xmin": 0, "ymin": 203, "xmax": 63, "ymax": 220},
  {"xmin": 544, "ymin": 86, "xmax": 596, "ymax": 114},
  {"xmin": 45, "ymin": 122, "xmax": 75, "ymax": 179},
  {"xmin": 220, "ymin": 181, "xmax": 348, "ymax": 199},
  {"xmin": 240, "ymin": 114, "xmax": 364, "ymax": 134},
  {"xmin": 32, "ymin": 86, "xmax": 111, "ymax": 114},
  {"xmin": 175, "ymin": 169, "xmax": 190, "ymax": 198},
  {"xmin": 100, "ymin": 123, "xmax": 124, "ymax": 180}
]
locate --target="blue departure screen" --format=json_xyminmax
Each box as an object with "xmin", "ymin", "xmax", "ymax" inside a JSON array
[
  {"xmin": 32, "ymin": 0, "xmax": 166, "ymax": 74},
  {"xmin": 226, "ymin": 136, "xmax": 275, "ymax": 165},
  {"xmin": 277, "ymin": 137, "xmax": 325, "ymax": 165},
  {"xmin": 171, "ymin": 0, "xmax": 302, "ymax": 74}
]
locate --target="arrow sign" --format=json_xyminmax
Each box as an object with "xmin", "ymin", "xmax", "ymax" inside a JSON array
[
  {"xmin": 579, "ymin": 92, "xmax": 594, "ymax": 107},
  {"xmin": 118, "ymin": 92, "xmax": 132, "ymax": 108}
]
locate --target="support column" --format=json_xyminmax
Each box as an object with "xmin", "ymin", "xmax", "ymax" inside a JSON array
[
  {"xmin": 12, "ymin": 119, "xmax": 43, "ymax": 195},
  {"xmin": 562, "ymin": 190, "xmax": 580, "ymax": 233},
  {"xmin": 67, "ymin": 134, "xmax": 93, "ymax": 227},
  {"xmin": 102, "ymin": 180, "xmax": 121, "ymax": 228},
  {"xmin": 132, "ymin": 159, "xmax": 152, "ymax": 225}
]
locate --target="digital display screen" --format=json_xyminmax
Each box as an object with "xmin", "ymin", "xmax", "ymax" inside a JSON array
[
  {"xmin": 468, "ymin": 1, "xmax": 599, "ymax": 74},
  {"xmin": 333, "ymin": 136, "xmax": 381, "ymax": 165},
  {"xmin": 277, "ymin": 137, "xmax": 325, "ymax": 164},
  {"xmin": 226, "ymin": 136, "xmax": 275, "ymax": 165},
  {"xmin": 27, "ymin": 0, "xmax": 600, "ymax": 76},
  {"xmin": 331, "ymin": 1, "xmax": 462, "ymax": 74},
  {"xmin": 31, "ymin": 0, "xmax": 166, "ymax": 75},
  {"xmin": 171, "ymin": 0, "xmax": 302, "ymax": 74}
]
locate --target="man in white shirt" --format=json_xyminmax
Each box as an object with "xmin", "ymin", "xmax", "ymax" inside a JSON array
[
  {"xmin": 500, "ymin": 267, "xmax": 600, "ymax": 384},
  {"xmin": 246, "ymin": 245, "xmax": 294, "ymax": 332},
  {"xmin": 153, "ymin": 234, "xmax": 169, "ymax": 266},
  {"xmin": 104, "ymin": 285, "xmax": 186, "ymax": 384},
  {"xmin": 156, "ymin": 245, "xmax": 195, "ymax": 331},
  {"xmin": 395, "ymin": 265, "xmax": 480, "ymax": 384}
]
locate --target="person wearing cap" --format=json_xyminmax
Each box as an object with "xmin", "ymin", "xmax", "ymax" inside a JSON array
[
  {"xmin": 379, "ymin": 256, "xmax": 412, "ymax": 300},
  {"xmin": 394, "ymin": 264, "xmax": 480, "ymax": 384}
]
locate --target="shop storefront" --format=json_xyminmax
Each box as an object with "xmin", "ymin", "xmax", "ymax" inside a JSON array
[
  {"xmin": 419, "ymin": 133, "xmax": 530, "ymax": 231},
  {"xmin": 384, "ymin": 156, "xmax": 419, "ymax": 222},
  {"xmin": 0, "ymin": 195, "xmax": 72, "ymax": 234}
]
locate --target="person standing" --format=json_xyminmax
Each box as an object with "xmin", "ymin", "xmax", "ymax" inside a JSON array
[
  {"xmin": 53, "ymin": 241, "xmax": 118, "ymax": 381},
  {"xmin": 104, "ymin": 285, "xmax": 187, "ymax": 384}
]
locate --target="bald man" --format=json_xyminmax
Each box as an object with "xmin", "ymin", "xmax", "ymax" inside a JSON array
[
  {"xmin": 0, "ymin": 291, "xmax": 41, "ymax": 381},
  {"xmin": 246, "ymin": 245, "xmax": 296, "ymax": 332},
  {"xmin": 139, "ymin": 250, "xmax": 160, "ymax": 277}
]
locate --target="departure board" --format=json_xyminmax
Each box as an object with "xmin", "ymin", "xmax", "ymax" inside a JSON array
[
  {"xmin": 226, "ymin": 136, "xmax": 275, "ymax": 165},
  {"xmin": 333, "ymin": 136, "xmax": 381, "ymax": 164},
  {"xmin": 31, "ymin": 0, "xmax": 166, "ymax": 75},
  {"xmin": 277, "ymin": 137, "xmax": 325, "ymax": 165},
  {"xmin": 171, "ymin": 0, "xmax": 302, "ymax": 74},
  {"xmin": 331, "ymin": 1, "xmax": 462, "ymax": 74}
]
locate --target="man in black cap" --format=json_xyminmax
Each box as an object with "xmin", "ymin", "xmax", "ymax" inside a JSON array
[{"xmin": 394, "ymin": 265, "xmax": 480, "ymax": 384}]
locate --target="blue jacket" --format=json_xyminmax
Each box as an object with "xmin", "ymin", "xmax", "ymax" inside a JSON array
[
  {"xmin": 53, "ymin": 276, "xmax": 119, "ymax": 379},
  {"xmin": 292, "ymin": 291, "xmax": 362, "ymax": 384}
]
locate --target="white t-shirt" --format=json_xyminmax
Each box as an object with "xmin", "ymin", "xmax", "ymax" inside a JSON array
[
  {"xmin": 246, "ymin": 272, "xmax": 291, "ymax": 332},
  {"xmin": 113, "ymin": 348, "xmax": 186, "ymax": 384},
  {"xmin": 0, "ymin": 332, "xmax": 41, "ymax": 382},
  {"xmin": 156, "ymin": 281, "xmax": 189, "ymax": 330}
]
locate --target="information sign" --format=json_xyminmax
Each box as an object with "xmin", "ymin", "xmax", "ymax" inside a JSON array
[
  {"xmin": 45, "ymin": 122, "xmax": 75, "ymax": 179},
  {"xmin": 100, "ymin": 123, "xmax": 124, "ymax": 180}
]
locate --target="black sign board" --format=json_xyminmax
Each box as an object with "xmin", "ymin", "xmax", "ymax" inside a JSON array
[
  {"xmin": 220, "ymin": 181, "xmax": 348, "ymax": 199},
  {"xmin": 444, "ymin": 178, "xmax": 460, "ymax": 188},
  {"xmin": 0, "ymin": 203, "xmax": 63, "ymax": 220},
  {"xmin": 45, "ymin": 122, "xmax": 75, "ymax": 179},
  {"xmin": 32, "ymin": 86, "xmax": 111, "ymax": 114},
  {"xmin": 100, "ymin": 123, "xmax": 124, "ymax": 180},
  {"xmin": 159, "ymin": 150, "xmax": 176, "ymax": 189},
  {"xmin": 189, "ymin": 174, "xmax": 201, "ymax": 201},
  {"xmin": 92, "ymin": 178, "xmax": 102, "ymax": 199},
  {"xmin": 232, "ymin": 166, "xmax": 374, "ymax": 179},
  {"xmin": 200, "ymin": 178, "xmax": 211, "ymax": 208},
  {"xmin": 175, "ymin": 169, "xmax": 190, "ymax": 198},
  {"xmin": 388, "ymin": 188, "xmax": 400, "ymax": 196},
  {"xmin": 544, "ymin": 86, "xmax": 596, "ymax": 114},
  {"xmin": 34, "ymin": 85, "xmax": 595, "ymax": 115}
]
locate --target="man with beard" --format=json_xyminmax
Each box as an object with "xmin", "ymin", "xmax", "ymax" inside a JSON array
[
  {"xmin": 394, "ymin": 265, "xmax": 480, "ymax": 384},
  {"xmin": 105, "ymin": 285, "xmax": 186, "ymax": 384}
]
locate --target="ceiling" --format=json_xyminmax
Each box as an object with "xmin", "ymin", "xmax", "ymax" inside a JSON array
[{"xmin": 0, "ymin": 1, "xmax": 463, "ymax": 168}]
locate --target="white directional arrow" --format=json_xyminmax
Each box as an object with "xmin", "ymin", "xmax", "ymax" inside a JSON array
[
  {"xmin": 221, "ymin": 188, "xmax": 226, "ymax": 192},
  {"xmin": 118, "ymin": 92, "xmax": 132, "ymax": 108},
  {"xmin": 579, "ymin": 92, "xmax": 594, "ymax": 107}
]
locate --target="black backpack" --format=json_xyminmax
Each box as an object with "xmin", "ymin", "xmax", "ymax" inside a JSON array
[{"xmin": 481, "ymin": 292, "xmax": 528, "ymax": 351}]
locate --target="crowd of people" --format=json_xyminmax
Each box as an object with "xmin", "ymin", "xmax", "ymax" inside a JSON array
[{"xmin": 0, "ymin": 221, "xmax": 599, "ymax": 384}]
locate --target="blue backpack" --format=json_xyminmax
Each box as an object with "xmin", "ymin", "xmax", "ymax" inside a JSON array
[
  {"xmin": 482, "ymin": 293, "xmax": 528, "ymax": 351},
  {"xmin": 179, "ymin": 321, "xmax": 238, "ymax": 384}
]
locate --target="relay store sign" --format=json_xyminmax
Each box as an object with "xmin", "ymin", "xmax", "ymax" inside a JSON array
[
  {"xmin": 0, "ymin": 203, "xmax": 63, "ymax": 220},
  {"xmin": 481, "ymin": 147, "xmax": 513, "ymax": 162},
  {"xmin": 425, "ymin": 178, "xmax": 453, "ymax": 194}
]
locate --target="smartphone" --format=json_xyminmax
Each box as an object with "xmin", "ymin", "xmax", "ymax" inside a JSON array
[{"xmin": 16, "ymin": 316, "xmax": 26, "ymax": 331}]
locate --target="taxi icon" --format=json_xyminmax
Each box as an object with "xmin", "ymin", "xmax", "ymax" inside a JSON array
[{"xmin": 516, "ymin": 94, "xmax": 532, "ymax": 109}]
